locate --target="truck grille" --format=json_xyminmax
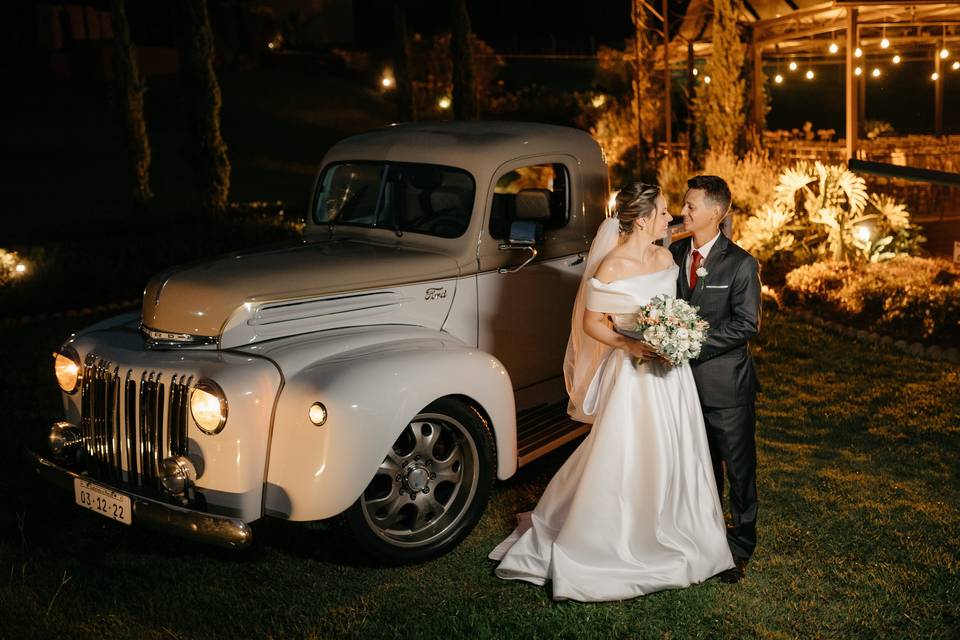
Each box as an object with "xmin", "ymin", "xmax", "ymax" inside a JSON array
[{"xmin": 80, "ymin": 356, "xmax": 192, "ymax": 490}]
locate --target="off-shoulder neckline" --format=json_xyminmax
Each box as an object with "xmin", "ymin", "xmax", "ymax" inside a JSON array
[{"xmin": 590, "ymin": 264, "xmax": 678, "ymax": 286}]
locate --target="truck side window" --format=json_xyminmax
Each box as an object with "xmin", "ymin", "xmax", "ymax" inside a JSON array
[{"xmin": 489, "ymin": 163, "xmax": 569, "ymax": 240}]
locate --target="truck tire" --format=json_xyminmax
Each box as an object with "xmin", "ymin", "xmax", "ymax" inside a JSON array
[{"xmin": 344, "ymin": 397, "xmax": 496, "ymax": 564}]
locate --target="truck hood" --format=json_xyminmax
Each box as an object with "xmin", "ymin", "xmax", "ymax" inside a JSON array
[{"xmin": 141, "ymin": 238, "xmax": 461, "ymax": 346}]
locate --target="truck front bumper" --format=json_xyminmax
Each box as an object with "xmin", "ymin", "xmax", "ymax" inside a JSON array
[{"xmin": 27, "ymin": 449, "xmax": 253, "ymax": 550}]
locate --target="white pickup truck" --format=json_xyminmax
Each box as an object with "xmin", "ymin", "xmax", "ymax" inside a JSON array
[{"xmin": 34, "ymin": 121, "xmax": 609, "ymax": 562}]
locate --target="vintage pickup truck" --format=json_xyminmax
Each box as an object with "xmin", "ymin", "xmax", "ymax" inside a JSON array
[{"xmin": 34, "ymin": 121, "xmax": 609, "ymax": 562}]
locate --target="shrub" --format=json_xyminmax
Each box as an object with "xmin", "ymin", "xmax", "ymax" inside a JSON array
[
  {"xmin": 783, "ymin": 257, "xmax": 960, "ymax": 345},
  {"xmin": 0, "ymin": 249, "xmax": 27, "ymax": 286}
]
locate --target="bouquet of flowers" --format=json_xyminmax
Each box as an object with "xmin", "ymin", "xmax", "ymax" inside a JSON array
[{"xmin": 620, "ymin": 294, "xmax": 710, "ymax": 366}]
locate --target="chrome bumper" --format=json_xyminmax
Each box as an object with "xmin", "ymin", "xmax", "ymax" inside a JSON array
[{"xmin": 27, "ymin": 449, "xmax": 253, "ymax": 550}]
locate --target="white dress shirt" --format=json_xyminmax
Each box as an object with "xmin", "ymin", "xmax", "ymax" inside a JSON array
[{"xmin": 685, "ymin": 231, "xmax": 721, "ymax": 286}]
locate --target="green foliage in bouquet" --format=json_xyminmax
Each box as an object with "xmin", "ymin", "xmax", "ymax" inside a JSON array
[{"xmin": 783, "ymin": 257, "xmax": 959, "ymax": 345}]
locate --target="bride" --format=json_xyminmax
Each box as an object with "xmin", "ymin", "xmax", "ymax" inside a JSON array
[{"xmin": 489, "ymin": 183, "xmax": 734, "ymax": 602}]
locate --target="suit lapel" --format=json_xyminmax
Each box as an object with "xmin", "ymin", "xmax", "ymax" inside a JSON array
[
  {"xmin": 671, "ymin": 237, "xmax": 692, "ymax": 300},
  {"xmin": 689, "ymin": 232, "xmax": 730, "ymax": 305}
]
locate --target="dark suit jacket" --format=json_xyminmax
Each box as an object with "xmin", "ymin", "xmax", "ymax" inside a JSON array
[{"xmin": 670, "ymin": 232, "xmax": 761, "ymax": 408}]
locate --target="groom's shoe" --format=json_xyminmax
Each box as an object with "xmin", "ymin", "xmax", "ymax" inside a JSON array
[{"xmin": 719, "ymin": 557, "xmax": 749, "ymax": 584}]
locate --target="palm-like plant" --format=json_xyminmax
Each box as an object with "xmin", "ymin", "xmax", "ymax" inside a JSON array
[{"xmin": 774, "ymin": 161, "xmax": 870, "ymax": 262}]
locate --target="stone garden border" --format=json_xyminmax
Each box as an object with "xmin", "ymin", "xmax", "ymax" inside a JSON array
[{"xmin": 787, "ymin": 307, "xmax": 960, "ymax": 365}]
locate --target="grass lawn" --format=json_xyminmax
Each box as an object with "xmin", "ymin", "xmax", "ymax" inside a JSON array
[{"xmin": 0, "ymin": 307, "xmax": 957, "ymax": 639}]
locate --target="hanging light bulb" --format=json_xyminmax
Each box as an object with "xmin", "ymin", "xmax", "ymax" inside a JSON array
[
  {"xmin": 789, "ymin": 61, "xmax": 798, "ymax": 71},
  {"xmin": 931, "ymin": 72, "xmax": 940, "ymax": 81},
  {"xmin": 693, "ymin": 68, "xmax": 699, "ymax": 76},
  {"xmin": 829, "ymin": 42, "xmax": 839, "ymax": 54},
  {"xmin": 774, "ymin": 73, "xmax": 784, "ymax": 84},
  {"xmin": 805, "ymin": 70, "xmax": 815, "ymax": 80},
  {"xmin": 953, "ymin": 61, "xmax": 960, "ymax": 70},
  {"xmin": 854, "ymin": 47, "xmax": 862, "ymax": 58},
  {"xmin": 872, "ymin": 68, "xmax": 881, "ymax": 77},
  {"xmin": 854, "ymin": 66, "xmax": 863, "ymax": 76},
  {"xmin": 704, "ymin": 75, "xmax": 712, "ymax": 84},
  {"xmin": 940, "ymin": 48, "xmax": 950, "ymax": 59},
  {"xmin": 892, "ymin": 55, "xmax": 901, "ymax": 64},
  {"xmin": 880, "ymin": 38, "xmax": 890, "ymax": 49}
]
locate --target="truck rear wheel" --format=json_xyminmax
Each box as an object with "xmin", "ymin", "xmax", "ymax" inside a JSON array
[{"xmin": 345, "ymin": 398, "xmax": 496, "ymax": 564}]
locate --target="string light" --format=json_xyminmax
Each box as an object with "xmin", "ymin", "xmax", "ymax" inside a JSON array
[
  {"xmin": 704, "ymin": 75, "xmax": 712, "ymax": 84},
  {"xmin": 693, "ymin": 68, "xmax": 699, "ymax": 76},
  {"xmin": 774, "ymin": 73, "xmax": 784, "ymax": 84},
  {"xmin": 854, "ymin": 47, "xmax": 862, "ymax": 58},
  {"xmin": 940, "ymin": 48, "xmax": 950, "ymax": 59},
  {"xmin": 872, "ymin": 68, "xmax": 881, "ymax": 77},
  {"xmin": 438, "ymin": 96, "xmax": 451, "ymax": 109},
  {"xmin": 789, "ymin": 61, "xmax": 798, "ymax": 71},
  {"xmin": 854, "ymin": 66, "xmax": 863, "ymax": 76},
  {"xmin": 931, "ymin": 72, "xmax": 940, "ymax": 81},
  {"xmin": 892, "ymin": 55, "xmax": 901, "ymax": 64},
  {"xmin": 880, "ymin": 38, "xmax": 890, "ymax": 49},
  {"xmin": 805, "ymin": 70, "xmax": 815, "ymax": 80},
  {"xmin": 953, "ymin": 61, "xmax": 960, "ymax": 70},
  {"xmin": 829, "ymin": 42, "xmax": 839, "ymax": 54}
]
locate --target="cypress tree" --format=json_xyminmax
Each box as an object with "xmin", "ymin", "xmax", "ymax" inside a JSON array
[
  {"xmin": 393, "ymin": 0, "xmax": 416, "ymax": 122},
  {"xmin": 692, "ymin": 0, "xmax": 746, "ymax": 154},
  {"xmin": 180, "ymin": 0, "xmax": 230, "ymax": 215},
  {"xmin": 451, "ymin": 0, "xmax": 479, "ymax": 120},
  {"xmin": 111, "ymin": 0, "xmax": 152, "ymax": 206}
]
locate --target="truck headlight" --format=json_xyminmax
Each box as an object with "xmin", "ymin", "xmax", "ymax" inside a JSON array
[
  {"xmin": 53, "ymin": 347, "xmax": 81, "ymax": 394},
  {"xmin": 190, "ymin": 380, "xmax": 227, "ymax": 434}
]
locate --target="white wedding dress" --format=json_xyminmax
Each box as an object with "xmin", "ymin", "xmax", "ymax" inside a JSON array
[{"xmin": 489, "ymin": 265, "xmax": 734, "ymax": 602}]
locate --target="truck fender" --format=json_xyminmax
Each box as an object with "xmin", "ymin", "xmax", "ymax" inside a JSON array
[{"xmin": 263, "ymin": 338, "xmax": 517, "ymax": 521}]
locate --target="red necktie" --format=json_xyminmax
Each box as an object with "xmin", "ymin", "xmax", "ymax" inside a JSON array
[{"xmin": 689, "ymin": 250, "xmax": 702, "ymax": 289}]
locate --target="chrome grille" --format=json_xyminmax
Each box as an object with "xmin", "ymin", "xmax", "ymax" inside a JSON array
[{"xmin": 80, "ymin": 357, "xmax": 192, "ymax": 489}]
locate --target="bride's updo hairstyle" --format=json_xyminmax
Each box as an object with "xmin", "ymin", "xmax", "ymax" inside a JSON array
[{"xmin": 613, "ymin": 182, "xmax": 661, "ymax": 235}]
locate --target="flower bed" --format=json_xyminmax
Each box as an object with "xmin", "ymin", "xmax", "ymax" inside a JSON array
[{"xmin": 783, "ymin": 257, "xmax": 960, "ymax": 347}]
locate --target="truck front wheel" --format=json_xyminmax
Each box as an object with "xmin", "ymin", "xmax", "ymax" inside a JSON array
[{"xmin": 345, "ymin": 398, "xmax": 496, "ymax": 564}]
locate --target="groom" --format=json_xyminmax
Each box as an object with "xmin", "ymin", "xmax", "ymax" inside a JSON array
[{"xmin": 669, "ymin": 175, "xmax": 761, "ymax": 584}]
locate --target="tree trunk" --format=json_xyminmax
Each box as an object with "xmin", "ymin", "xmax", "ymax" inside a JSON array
[
  {"xmin": 179, "ymin": 0, "xmax": 230, "ymax": 216},
  {"xmin": 393, "ymin": 0, "xmax": 416, "ymax": 122},
  {"xmin": 111, "ymin": 0, "xmax": 152, "ymax": 206},
  {"xmin": 451, "ymin": 0, "xmax": 479, "ymax": 120}
]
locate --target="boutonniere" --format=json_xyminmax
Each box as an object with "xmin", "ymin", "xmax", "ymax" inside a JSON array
[{"xmin": 696, "ymin": 266, "xmax": 708, "ymax": 279}]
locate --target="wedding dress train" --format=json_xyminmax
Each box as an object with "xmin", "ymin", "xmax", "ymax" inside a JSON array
[{"xmin": 489, "ymin": 266, "xmax": 734, "ymax": 602}]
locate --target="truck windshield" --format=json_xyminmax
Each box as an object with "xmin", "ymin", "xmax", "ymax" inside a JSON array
[{"xmin": 313, "ymin": 162, "xmax": 475, "ymax": 238}]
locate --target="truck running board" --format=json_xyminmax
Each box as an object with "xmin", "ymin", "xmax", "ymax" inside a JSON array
[{"xmin": 516, "ymin": 400, "xmax": 589, "ymax": 467}]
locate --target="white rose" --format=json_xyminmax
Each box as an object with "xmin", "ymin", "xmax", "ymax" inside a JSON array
[{"xmin": 696, "ymin": 266, "xmax": 708, "ymax": 278}]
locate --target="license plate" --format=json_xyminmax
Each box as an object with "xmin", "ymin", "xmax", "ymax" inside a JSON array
[{"xmin": 74, "ymin": 479, "xmax": 132, "ymax": 525}]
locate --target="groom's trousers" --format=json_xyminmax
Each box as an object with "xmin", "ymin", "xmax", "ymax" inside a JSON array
[{"xmin": 702, "ymin": 402, "xmax": 758, "ymax": 560}]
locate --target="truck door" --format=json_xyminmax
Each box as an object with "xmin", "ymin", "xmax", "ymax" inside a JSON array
[{"xmin": 476, "ymin": 157, "xmax": 588, "ymax": 409}]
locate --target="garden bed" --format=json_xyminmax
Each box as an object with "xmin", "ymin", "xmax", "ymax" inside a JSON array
[{"xmin": 782, "ymin": 256, "xmax": 960, "ymax": 348}]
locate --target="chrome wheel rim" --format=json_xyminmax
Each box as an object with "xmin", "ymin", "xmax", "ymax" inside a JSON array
[{"xmin": 361, "ymin": 412, "xmax": 479, "ymax": 548}]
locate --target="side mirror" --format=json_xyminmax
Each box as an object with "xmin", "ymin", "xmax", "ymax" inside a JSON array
[{"xmin": 498, "ymin": 220, "xmax": 543, "ymax": 274}]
